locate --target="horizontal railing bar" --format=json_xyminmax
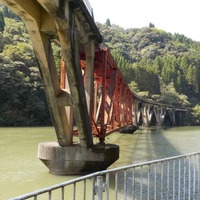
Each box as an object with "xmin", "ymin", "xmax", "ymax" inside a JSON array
[
  {"xmin": 99, "ymin": 152, "xmax": 200, "ymax": 175},
  {"xmin": 9, "ymin": 172, "xmax": 101, "ymax": 200},
  {"xmin": 10, "ymin": 152, "xmax": 200, "ymax": 200}
]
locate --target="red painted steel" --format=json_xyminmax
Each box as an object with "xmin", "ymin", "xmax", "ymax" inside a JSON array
[
  {"xmin": 61, "ymin": 46, "xmax": 134, "ymax": 140},
  {"xmin": 60, "ymin": 59, "xmax": 65, "ymax": 89}
]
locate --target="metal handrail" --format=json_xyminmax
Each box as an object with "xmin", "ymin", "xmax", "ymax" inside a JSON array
[
  {"xmin": 82, "ymin": 0, "xmax": 93, "ymax": 18},
  {"xmin": 10, "ymin": 152, "xmax": 200, "ymax": 200}
]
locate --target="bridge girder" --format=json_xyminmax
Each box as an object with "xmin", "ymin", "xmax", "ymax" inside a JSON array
[
  {"xmin": 0, "ymin": 0, "xmax": 102, "ymax": 147},
  {"xmin": 132, "ymin": 101, "xmax": 186, "ymax": 127},
  {"xmin": 0, "ymin": 0, "xmax": 188, "ymax": 175}
]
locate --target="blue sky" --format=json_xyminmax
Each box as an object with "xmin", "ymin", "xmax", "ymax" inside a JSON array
[{"xmin": 89, "ymin": 0, "xmax": 200, "ymax": 41}]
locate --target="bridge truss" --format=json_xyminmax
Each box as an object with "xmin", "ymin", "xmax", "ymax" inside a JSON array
[
  {"xmin": 60, "ymin": 47, "xmax": 134, "ymax": 142},
  {"xmin": 0, "ymin": 0, "xmax": 187, "ymax": 174}
]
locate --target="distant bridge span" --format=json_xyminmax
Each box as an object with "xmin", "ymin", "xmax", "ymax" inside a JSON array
[{"xmin": 0, "ymin": 0, "xmax": 187, "ymax": 174}]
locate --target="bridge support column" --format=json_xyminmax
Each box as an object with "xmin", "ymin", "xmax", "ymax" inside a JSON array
[
  {"xmin": 175, "ymin": 111, "xmax": 183, "ymax": 126},
  {"xmin": 38, "ymin": 142, "xmax": 119, "ymax": 175},
  {"xmin": 154, "ymin": 106, "xmax": 166, "ymax": 126},
  {"xmin": 142, "ymin": 104, "xmax": 153, "ymax": 127},
  {"xmin": 133, "ymin": 100, "xmax": 140, "ymax": 128},
  {"xmin": 84, "ymin": 41, "xmax": 95, "ymax": 118},
  {"xmin": 2, "ymin": 0, "xmax": 119, "ymax": 175},
  {"xmin": 168, "ymin": 109, "xmax": 176, "ymax": 126}
]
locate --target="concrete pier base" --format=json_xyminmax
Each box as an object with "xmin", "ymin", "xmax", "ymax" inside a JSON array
[
  {"xmin": 38, "ymin": 142, "xmax": 119, "ymax": 175},
  {"xmin": 119, "ymin": 125, "xmax": 138, "ymax": 133}
]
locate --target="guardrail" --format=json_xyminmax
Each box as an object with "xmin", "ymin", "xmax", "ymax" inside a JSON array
[
  {"xmin": 10, "ymin": 152, "xmax": 200, "ymax": 200},
  {"xmin": 82, "ymin": 0, "xmax": 94, "ymax": 18}
]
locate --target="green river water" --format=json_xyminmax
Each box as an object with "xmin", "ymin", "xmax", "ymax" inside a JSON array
[{"xmin": 0, "ymin": 126, "xmax": 200, "ymax": 199}]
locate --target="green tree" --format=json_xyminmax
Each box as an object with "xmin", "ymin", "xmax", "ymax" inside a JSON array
[
  {"xmin": 159, "ymin": 82, "xmax": 190, "ymax": 106},
  {"xmin": 112, "ymin": 51, "xmax": 133, "ymax": 83},
  {"xmin": 0, "ymin": 8, "xmax": 5, "ymax": 32},
  {"xmin": 149, "ymin": 22, "xmax": 155, "ymax": 28},
  {"xmin": 128, "ymin": 81, "xmax": 139, "ymax": 93},
  {"xmin": 105, "ymin": 18, "xmax": 111, "ymax": 27},
  {"xmin": 152, "ymin": 56, "xmax": 162, "ymax": 74},
  {"xmin": 0, "ymin": 15, "xmax": 51, "ymax": 126},
  {"xmin": 192, "ymin": 105, "xmax": 200, "ymax": 125}
]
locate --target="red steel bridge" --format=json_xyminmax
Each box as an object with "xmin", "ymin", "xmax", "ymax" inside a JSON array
[{"xmin": 0, "ymin": 0, "xmax": 187, "ymax": 174}]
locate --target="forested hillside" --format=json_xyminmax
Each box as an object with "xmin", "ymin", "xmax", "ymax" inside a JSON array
[
  {"xmin": 97, "ymin": 21, "xmax": 200, "ymax": 99},
  {"xmin": 97, "ymin": 21, "xmax": 200, "ymax": 124},
  {"xmin": 0, "ymin": 6, "xmax": 52, "ymax": 126},
  {"xmin": 0, "ymin": 6, "xmax": 199, "ymax": 126}
]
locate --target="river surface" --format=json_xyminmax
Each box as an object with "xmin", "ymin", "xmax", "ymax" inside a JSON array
[{"xmin": 0, "ymin": 126, "xmax": 200, "ymax": 199}]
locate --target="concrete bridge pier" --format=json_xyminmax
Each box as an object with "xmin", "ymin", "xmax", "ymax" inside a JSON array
[
  {"xmin": 1, "ymin": 0, "xmax": 188, "ymax": 175},
  {"xmin": 175, "ymin": 111, "xmax": 184, "ymax": 126},
  {"xmin": 37, "ymin": 2, "xmax": 119, "ymax": 174},
  {"xmin": 38, "ymin": 142, "xmax": 119, "ymax": 175},
  {"xmin": 154, "ymin": 106, "xmax": 166, "ymax": 126},
  {"xmin": 168, "ymin": 109, "xmax": 176, "ymax": 126},
  {"xmin": 141, "ymin": 104, "xmax": 153, "ymax": 127},
  {"xmin": 133, "ymin": 100, "xmax": 141, "ymax": 127},
  {"xmin": 0, "ymin": 0, "xmax": 119, "ymax": 175}
]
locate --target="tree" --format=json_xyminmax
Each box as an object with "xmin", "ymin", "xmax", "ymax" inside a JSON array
[
  {"xmin": 192, "ymin": 105, "xmax": 200, "ymax": 125},
  {"xmin": 112, "ymin": 51, "xmax": 133, "ymax": 83},
  {"xmin": 105, "ymin": 18, "xmax": 111, "ymax": 27},
  {"xmin": 149, "ymin": 22, "xmax": 155, "ymax": 28},
  {"xmin": 0, "ymin": 15, "xmax": 51, "ymax": 126},
  {"xmin": 159, "ymin": 82, "xmax": 190, "ymax": 106},
  {"xmin": 1, "ymin": 4, "xmax": 20, "ymax": 20},
  {"xmin": 128, "ymin": 81, "xmax": 139, "ymax": 93},
  {"xmin": 132, "ymin": 61, "xmax": 160, "ymax": 95},
  {"xmin": 152, "ymin": 56, "xmax": 162, "ymax": 74},
  {"xmin": 0, "ymin": 8, "xmax": 5, "ymax": 32}
]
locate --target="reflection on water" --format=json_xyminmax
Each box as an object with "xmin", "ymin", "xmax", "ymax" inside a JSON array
[
  {"xmin": 109, "ymin": 126, "xmax": 200, "ymax": 169},
  {"xmin": 0, "ymin": 126, "xmax": 200, "ymax": 199}
]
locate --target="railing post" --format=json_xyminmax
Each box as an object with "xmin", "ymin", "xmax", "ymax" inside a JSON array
[{"xmin": 96, "ymin": 176, "xmax": 104, "ymax": 200}]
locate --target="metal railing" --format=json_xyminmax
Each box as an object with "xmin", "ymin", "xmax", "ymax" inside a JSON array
[
  {"xmin": 82, "ymin": 0, "xmax": 94, "ymax": 18},
  {"xmin": 10, "ymin": 152, "xmax": 200, "ymax": 200}
]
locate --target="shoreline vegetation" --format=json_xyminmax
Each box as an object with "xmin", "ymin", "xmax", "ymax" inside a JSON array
[{"xmin": 0, "ymin": 6, "xmax": 199, "ymax": 126}]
